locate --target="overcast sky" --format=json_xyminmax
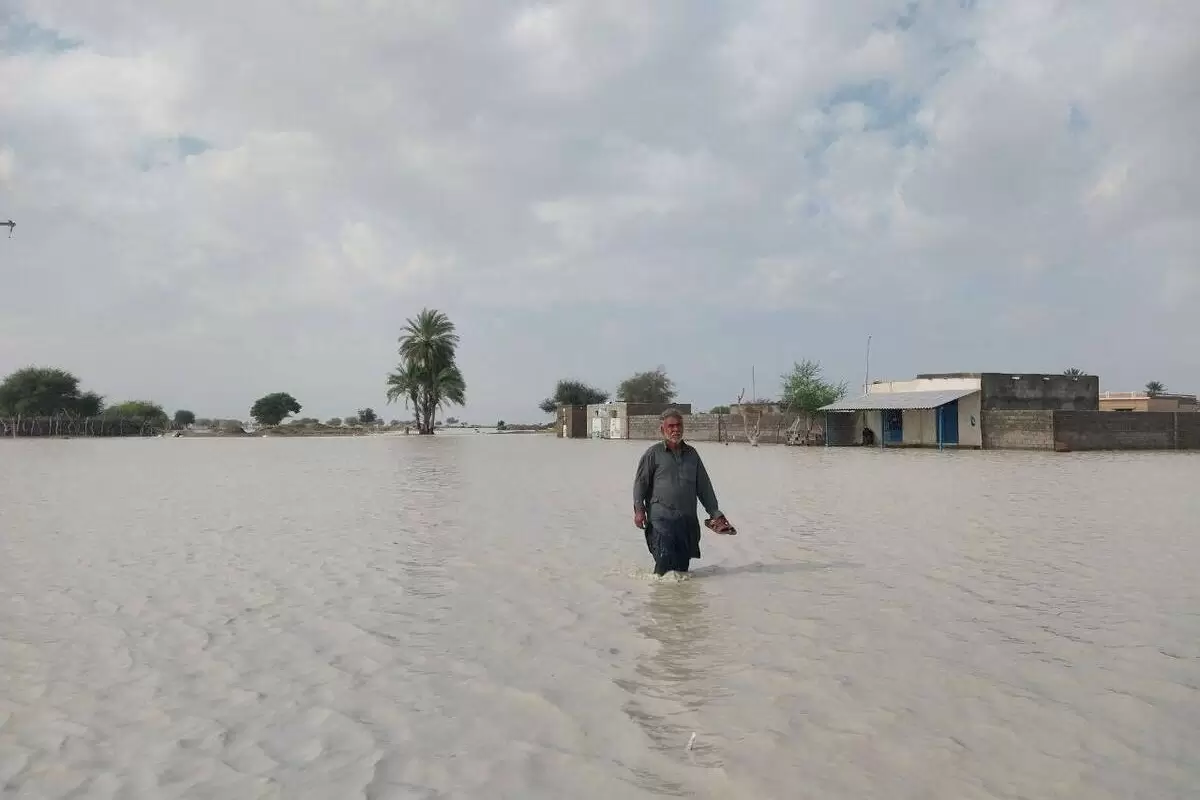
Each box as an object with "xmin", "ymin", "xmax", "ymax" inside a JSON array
[{"xmin": 2, "ymin": 1, "xmax": 1197, "ymax": 423}]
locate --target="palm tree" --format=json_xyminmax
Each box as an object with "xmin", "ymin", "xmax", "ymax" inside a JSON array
[
  {"xmin": 398, "ymin": 309, "xmax": 459, "ymax": 372},
  {"xmin": 1146, "ymin": 380, "xmax": 1165, "ymax": 397},
  {"xmin": 385, "ymin": 360, "xmax": 424, "ymax": 430},
  {"xmin": 390, "ymin": 308, "xmax": 467, "ymax": 434},
  {"xmin": 1063, "ymin": 367, "xmax": 1084, "ymax": 377},
  {"xmin": 421, "ymin": 363, "xmax": 466, "ymax": 432}
]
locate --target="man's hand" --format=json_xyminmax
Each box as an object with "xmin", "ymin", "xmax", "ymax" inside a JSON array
[
  {"xmin": 634, "ymin": 508, "xmax": 646, "ymax": 529},
  {"xmin": 705, "ymin": 515, "xmax": 736, "ymax": 534}
]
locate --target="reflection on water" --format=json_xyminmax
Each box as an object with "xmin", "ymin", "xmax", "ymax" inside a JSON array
[{"xmin": 617, "ymin": 577, "xmax": 738, "ymax": 792}]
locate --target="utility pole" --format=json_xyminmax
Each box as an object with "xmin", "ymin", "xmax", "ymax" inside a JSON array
[
  {"xmin": 864, "ymin": 334, "xmax": 872, "ymax": 394},
  {"xmin": 751, "ymin": 365, "xmax": 756, "ymax": 403},
  {"xmin": 2, "ymin": 220, "xmax": 13, "ymax": 238}
]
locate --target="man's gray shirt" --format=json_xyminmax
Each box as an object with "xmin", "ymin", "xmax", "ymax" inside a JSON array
[{"xmin": 633, "ymin": 441, "xmax": 722, "ymax": 521}]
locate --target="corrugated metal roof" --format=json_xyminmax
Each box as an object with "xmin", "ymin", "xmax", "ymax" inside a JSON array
[{"xmin": 820, "ymin": 387, "xmax": 979, "ymax": 412}]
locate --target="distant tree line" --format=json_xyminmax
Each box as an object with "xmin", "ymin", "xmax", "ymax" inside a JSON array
[
  {"xmin": 536, "ymin": 361, "xmax": 847, "ymax": 420},
  {"xmin": 0, "ymin": 366, "xmax": 180, "ymax": 437},
  {"xmin": 0, "ymin": 367, "xmax": 407, "ymax": 438}
]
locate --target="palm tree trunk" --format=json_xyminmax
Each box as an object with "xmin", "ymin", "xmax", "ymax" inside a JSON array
[
  {"xmin": 411, "ymin": 395, "xmax": 423, "ymax": 433},
  {"xmin": 423, "ymin": 394, "xmax": 437, "ymax": 434}
]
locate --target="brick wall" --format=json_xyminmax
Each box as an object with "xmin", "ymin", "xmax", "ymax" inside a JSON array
[
  {"xmin": 626, "ymin": 413, "xmax": 802, "ymax": 444},
  {"xmin": 1054, "ymin": 411, "xmax": 1178, "ymax": 451},
  {"xmin": 627, "ymin": 413, "xmax": 723, "ymax": 441},
  {"xmin": 981, "ymin": 410, "xmax": 1054, "ymax": 450},
  {"xmin": 1177, "ymin": 413, "xmax": 1200, "ymax": 450}
]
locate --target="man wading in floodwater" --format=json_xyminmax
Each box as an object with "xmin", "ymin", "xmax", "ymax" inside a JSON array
[{"xmin": 633, "ymin": 408, "xmax": 736, "ymax": 576}]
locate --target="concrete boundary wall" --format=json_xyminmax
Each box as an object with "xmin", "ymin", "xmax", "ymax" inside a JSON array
[
  {"xmin": 1053, "ymin": 411, "xmax": 1186, "ymax": 451},
  {"xmin": 614, "ymin": 409, "xmax": 1200, "ymax": 451},
  {"xmin": 983, "ymin": 410, "xmax": 1200, "ymax": 451},
  {"xmin": 1177, "ymin": 413, "xmax": 1200, "ymax": 449},
  {"xmin": 981, "ymin": 410, "xmax": 1055, "ymax": 450}
]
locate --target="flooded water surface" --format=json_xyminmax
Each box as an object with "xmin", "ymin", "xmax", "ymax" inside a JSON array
[{"xmin": 1, "ymin": 434, "xmax": 1198, "ymax": 798}]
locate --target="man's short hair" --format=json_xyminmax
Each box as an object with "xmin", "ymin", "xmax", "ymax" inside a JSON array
[{"xmin": 660, "ymin": 408, "xmax": 684, "ymax": 423}]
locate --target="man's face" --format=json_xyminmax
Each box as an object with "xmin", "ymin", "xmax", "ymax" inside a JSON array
[{"xmin": 661, "ymin": 416, "xmax": 684, "ymax": 444}]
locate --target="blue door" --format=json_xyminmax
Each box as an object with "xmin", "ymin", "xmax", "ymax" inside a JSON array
[
  {"xmin": 883, "ymin": 410, "xmax": 903, "ymax": 444},
  {"xmin": 937, "ymin": 400, "xmax": 960, "ymax": 445}
]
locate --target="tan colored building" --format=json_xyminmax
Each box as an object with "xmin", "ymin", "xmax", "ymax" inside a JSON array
[{"xmin": 1099, "ymin": 392, "xmax": 1198, "ymax": 412}]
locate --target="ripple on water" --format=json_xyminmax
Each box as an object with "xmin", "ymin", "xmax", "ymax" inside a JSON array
[{"xmin": 1, "ymin": 438, "xmax": 1198, "ymax": 798}]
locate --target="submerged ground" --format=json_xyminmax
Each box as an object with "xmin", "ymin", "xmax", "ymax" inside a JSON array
[{"xmin": 1, "ymin": 434, "xmax": 1197, "ymax": 798}]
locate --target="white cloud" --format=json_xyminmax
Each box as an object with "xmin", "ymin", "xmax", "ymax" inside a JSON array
[
  {"xmin": 506, "ymin": 1, "xmax": 659, "ymax": 94},
  {"xmin": 1, "ymin": 0, "xmax": 1197, "ymax": 420}
]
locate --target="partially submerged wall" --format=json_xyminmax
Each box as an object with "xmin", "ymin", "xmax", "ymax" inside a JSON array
[
  {"xmin": 981, "ymin": 410, "xmax": 1055, "ymax": 450},
  {"xmin": 981, "ymin": 410, "xmax": 1200, "ymax": 451},
  {"xmin": 1178, "ymin": 413, "xmax": 1200, "ymax": 450},
  {"xmin": 616, "ymin": 409, "xmax": 1200, "ymax": 451},
  {"xmin": 1053, "ymin": 411, "xmax": 1186, "ymax": 451},
  {"xmin": 626, "ymin": 413, "xmax": 803, "ymax": 444}
]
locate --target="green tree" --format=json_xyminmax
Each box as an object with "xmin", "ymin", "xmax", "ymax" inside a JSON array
[
  {"xmin": 1146, "ymin": 380, "xmax": 1165, "ymax": 397},
  {"xmin": 0, "ymin": 366, "xmax": 104, "ymax": 417},
  {"xmin": 497, "ymin": 420, "xmax": 506, "ymax": 430},
  {"xmin": 781, "ymin": 360, "xmax": 847, "ymax": 420},
  {"xmin": 250, "ymin": 392, "xmax": 301, "ymax": 426},
  {"xmin": 709, "ymin": 405, "xmax": 731, "ymax": 414},
  {"xmin": 358, "ymin": 407, "xmax": 378, "ymax": 425},
  {"xmin": 539, "ymin": 379, "xmax": 609, "ymax": 414},
  {"xmin": 345, "ymin": 416, "xmax": 361, "ymax": 427},
  {"xmin": 616, "ymin": 367, "xmax": 676, "ymax": 405},
  {"xmin": 174, "ymin": 409, "xmax": 196, "ymax": 427},
  {"xmin": 388, "ymin": 308, "xmax": 467, "ymax": 434},
  {"xmin": 104, "ymin": 401, "xmax": 168, "ymax": 423},
  {"xmin": 326, "ymin": 417, "xmax": 343, "ymax": 427}
]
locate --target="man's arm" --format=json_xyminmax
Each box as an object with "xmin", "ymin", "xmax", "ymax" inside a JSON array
[
  {"xmin": 695, "ymin": 454, "xmax": 723, "ymax": 520},
  {"xmin": 633, "ymin": 448, "xmax": 656, "ymax": 513}
]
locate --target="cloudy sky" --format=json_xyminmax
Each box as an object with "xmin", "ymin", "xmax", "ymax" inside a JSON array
[{"xmin": 1, "ymin": 1, "xmax": 1197, "ymax": 423}]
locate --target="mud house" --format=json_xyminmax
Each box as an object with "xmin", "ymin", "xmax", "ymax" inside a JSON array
[{"xmin": 820, "ymin": 372, "xmax": 1100, "ymax": 449}]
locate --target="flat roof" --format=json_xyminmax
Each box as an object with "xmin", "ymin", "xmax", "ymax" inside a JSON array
[{"xmin": 820, "ymin": 387, "xmax": 980, "ymax": 412}]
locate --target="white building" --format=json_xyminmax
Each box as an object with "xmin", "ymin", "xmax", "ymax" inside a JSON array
[{"xmin": 820, "ymin": 376, "xmax": 983, "ymax": 448}]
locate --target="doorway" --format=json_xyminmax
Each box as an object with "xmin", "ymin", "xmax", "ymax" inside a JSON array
[
  {"xmin": 936, "ymin": 401, "xmax": 959, "ymax": 445},
  {"xmin": 883, "ymin": 409, "xmax": 903, "ymax": 444}
]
